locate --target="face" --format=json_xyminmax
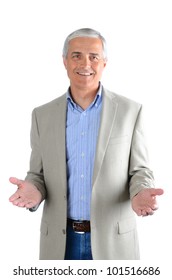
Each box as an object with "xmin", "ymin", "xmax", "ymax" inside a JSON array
[{"xmin": 63, "ymin": 37, "xmax": 106, "ymax": 92}]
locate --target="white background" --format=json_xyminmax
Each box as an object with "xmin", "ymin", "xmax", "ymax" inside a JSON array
[{"xmin": 0, "ymin": 0, "xmax": 171, "ymax": 278}]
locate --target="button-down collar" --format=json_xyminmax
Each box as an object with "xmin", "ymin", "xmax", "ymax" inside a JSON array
[{"xmin": 66, "ymin": 83, "xmax": 102, "ymax": 112}]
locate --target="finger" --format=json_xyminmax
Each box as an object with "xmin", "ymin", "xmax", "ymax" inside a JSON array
[
  {"xmin": 11, "ymin": 196, "xmax": 31, "ymax": 208},
  {"xmin": 11, "ymin": 197, "xmax": 24, "ymax": 206},
  {"xmin": 25, "ymin": 201, "xmax": 37, "ymax": 209},
  {"xmin": 141, "ymin": 210, "xmax": 148, "ymax": 216},
  {"xmin": 152, "ymin": 203, "xmax": 159, "ymax": 211},
  {"xmin": 142, "ymin": 205, "xmax": 158, "ymax": 216},
  {"xmin": 154, "ymin": 188, "xmax": 164, "ymax": 196},
  {"xmin": 9, "ymin": 191, "xmax": 20, "ymax": 202},
  {"xmin": 9, "ymin": 177, "xmax": 23, "ymax": 188},
  {"xmin": 134, "ymin": 208, "xmax": 142, "ymax": 216},
  {"xmin": 13, "ymin": 196, "xmax": 30, "ymax": 207},
  {"xmin": 150, "ymin": 188, "xmax": 164, "ymax": 196},
  {"xmin": 141, "ymin": 210, "xmax": 153, "ymax": 217},
  {"xmin": 18, "ymin": 201, "xmax": 28, "ymax": 208},
  {"xmin": 146, "ymin": 207, "xmax": 155, "ymax": 215},
  {"xmin": 149, "ymin": 195, "xmax": 159, "ymax": 210}
]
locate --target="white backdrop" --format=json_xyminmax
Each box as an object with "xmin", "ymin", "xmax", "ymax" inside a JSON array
[{"xmin": 0, "ymin": 0, "xmax": 171, "ymax": 277}]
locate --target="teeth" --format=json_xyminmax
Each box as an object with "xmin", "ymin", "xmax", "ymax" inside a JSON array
[{"xmin": 77, "ymin": 72, "xmax": 92, "ymax": 76}]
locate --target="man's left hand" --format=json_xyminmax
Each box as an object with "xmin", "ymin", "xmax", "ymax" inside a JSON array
[{"xmin": 131, "ymin": 188, "xmax": 164, "ymax": 216}]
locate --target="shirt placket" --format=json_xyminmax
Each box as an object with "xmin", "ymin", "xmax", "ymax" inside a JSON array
[{"xmin": 77, "ymin": 110, "xmax": 88, "ymax": 220}]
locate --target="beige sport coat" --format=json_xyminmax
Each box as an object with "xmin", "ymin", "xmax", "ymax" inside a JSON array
[{"xmin": 26, "ymin": 87, "xmax": 154, "ymax": 260}]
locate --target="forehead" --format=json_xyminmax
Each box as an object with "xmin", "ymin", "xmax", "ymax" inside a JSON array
[{"xmin": 68, "ymin": 37, "xmax": 103, "ymax": 54}]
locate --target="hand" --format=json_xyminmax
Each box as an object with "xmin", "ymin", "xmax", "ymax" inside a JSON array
[
  {"xmin": 131, "ymin": 188, "xmax": 164, "ymax": 217},
  {"xmin": 9, "ymin": 177, "xmax": 42, "ymax": 209}
]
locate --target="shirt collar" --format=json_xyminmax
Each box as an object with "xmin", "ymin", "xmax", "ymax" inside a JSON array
[{"xmin": 66, "ymin": 82, "xmax": 102, "ymax": 111}]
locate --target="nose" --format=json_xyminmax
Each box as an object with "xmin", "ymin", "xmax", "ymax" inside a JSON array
[{"xmin": 80, "ymin": 55, "xmax": 91, "ymax": 67}]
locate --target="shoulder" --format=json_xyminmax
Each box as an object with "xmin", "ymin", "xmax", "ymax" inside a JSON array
[
  {"xmin": 103, "ymin": 88, "xmax": 141, "ymax": 107},
  {"xmin": 32, "ymin": 93, "xmax": 66, "ymax": 116},
  {"xmin": 103, "ymin": 87, "xmax": 142, "ymax": 113}
]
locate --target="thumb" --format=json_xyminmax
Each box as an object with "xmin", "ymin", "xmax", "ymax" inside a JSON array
[
  {"xmin": 150, "ymin": 188, "xmax": 164, "ymax": 196},
  {"xmin": 9, "ymin": 177, "xmax": 23, "ymax": 188}
]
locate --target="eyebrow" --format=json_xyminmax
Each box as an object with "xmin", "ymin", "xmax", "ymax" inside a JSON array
[
  {"xmin": 71, "ymin": 51, "xmax": 100, "ymax": 57},
  {"xmin": 71, "ymin": 52, "xmax": 81, "ymax": 55}
]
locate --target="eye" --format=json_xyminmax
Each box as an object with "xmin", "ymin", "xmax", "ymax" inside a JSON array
[
  {"xmin": 89, "ymin": 54, "xmax": 99, "ymax": 62},
  {"xmin": 71, "ymin": 53, "xmax": 81, "ymax": 60}
]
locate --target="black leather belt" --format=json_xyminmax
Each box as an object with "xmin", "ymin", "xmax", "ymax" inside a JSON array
[{"xmin": 67, "ymin": 218, "xmax": 91, "ymax": 233}]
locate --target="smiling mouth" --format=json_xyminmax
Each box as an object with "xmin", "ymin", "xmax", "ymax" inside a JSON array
[
  {"xmin": 75, "ymin": 68, "xmax": 95, "ymax": 76},
  {"xmin": 76, "ymin": 72, "xmax": 94, "ymax": 76}
]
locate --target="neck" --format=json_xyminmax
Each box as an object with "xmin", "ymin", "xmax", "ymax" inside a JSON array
[{"xmin": 70, "ymin": 85, "xmax": 99, "ymax": 110}]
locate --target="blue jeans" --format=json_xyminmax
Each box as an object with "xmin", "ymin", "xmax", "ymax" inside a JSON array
[{"xmin": 64, "ymin": 225, "xmax": 93, "ymax": 260}]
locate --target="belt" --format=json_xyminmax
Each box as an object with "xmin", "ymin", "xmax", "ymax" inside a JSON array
[{"xmin": 67, "ymin": 218, "xmax": 91, "ymax": 233}]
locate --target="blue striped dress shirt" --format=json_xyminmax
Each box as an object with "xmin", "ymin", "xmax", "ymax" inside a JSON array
[{"xmin": 66, "ymin": 84, "xmax": 103, "ymax": 221}]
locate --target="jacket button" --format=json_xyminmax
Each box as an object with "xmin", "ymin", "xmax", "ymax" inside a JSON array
[{"xmin": 62, "ymin": 229, "xmax": 66, "ymax": 234}]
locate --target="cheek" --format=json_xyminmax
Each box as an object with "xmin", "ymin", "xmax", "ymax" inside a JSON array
[
  {"xmin": 95, "ymin": 66, "xmax": 105, "ymax": 77},
  {"xmin": 66, "ymin": 62, "xmax": 76, "ymax": 74},
  {"xmin": 65, "ymin": 63, "xmax": 73, "ymax": 75}
]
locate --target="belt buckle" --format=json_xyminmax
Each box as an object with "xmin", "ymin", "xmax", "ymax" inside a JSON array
[{"xmin": 73, "ymin": 221, "xmax": 85, "ymax": 234}]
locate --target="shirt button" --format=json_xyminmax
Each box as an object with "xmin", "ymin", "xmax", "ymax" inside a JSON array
[
  {"xmin": 81, "ymin": 174, "xmax": 84, "ymax": 178},
  {"xmin": 81, "ymin": 152, "xmax": 85, "ymax": 157}
]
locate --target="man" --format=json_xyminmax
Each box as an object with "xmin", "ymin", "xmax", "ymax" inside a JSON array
[{"xmin": 9, "ymin": 28, "xmax": 164, "ymax": 260}]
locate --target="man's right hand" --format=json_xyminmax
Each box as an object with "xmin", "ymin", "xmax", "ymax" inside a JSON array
[{"xmin": 9, "ymin": 177, "xmax": 42, "ymax": 209}]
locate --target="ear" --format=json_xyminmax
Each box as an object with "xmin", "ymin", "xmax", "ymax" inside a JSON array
[{"xmin": 103, "ymin": 58, "xmax": 107, "ymax": 68}]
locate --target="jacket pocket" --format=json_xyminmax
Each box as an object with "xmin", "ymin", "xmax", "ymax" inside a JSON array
[{"xmin": 117, "ymin": 217, "xmax": 136, "ymax": 234}]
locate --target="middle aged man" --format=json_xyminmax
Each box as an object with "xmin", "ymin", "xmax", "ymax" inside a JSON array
[{"xmin": 9, "ymin": 28, "xmax": 164, "ymax": 260}]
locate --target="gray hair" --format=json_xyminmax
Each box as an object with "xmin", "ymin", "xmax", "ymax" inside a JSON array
[{"xmin": 62, "ymin": 28, "xmax": 107, "ymax": 61}]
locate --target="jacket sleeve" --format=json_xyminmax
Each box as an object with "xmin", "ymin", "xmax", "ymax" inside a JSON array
[
  {"xmin": 129, "ymin": 105, "xmax": 155, "ymax": 199},
  {"xmin": 25, "ymin": 109, "xmax": 47, "ymax": 204}
]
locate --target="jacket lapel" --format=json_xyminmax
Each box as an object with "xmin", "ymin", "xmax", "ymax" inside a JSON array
[
  {"xmin": 53, "ymin": 94, "xmax": 67, "ymax": 185},
  {"xmin": 92, "ymin": 89, "xmax": 118, "ymax": 187}
]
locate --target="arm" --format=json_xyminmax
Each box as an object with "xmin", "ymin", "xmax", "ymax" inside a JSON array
[
  {"xmin": 25, "ymin": 108, "xmax": 47, "ymax": 200},
  {"xmin": 129, "ymin": 106, "xmax": 164, "ymax": 215},
  {"xmin": 9, "ymin": 109, "xmax": 46, "ymax": 210}
]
